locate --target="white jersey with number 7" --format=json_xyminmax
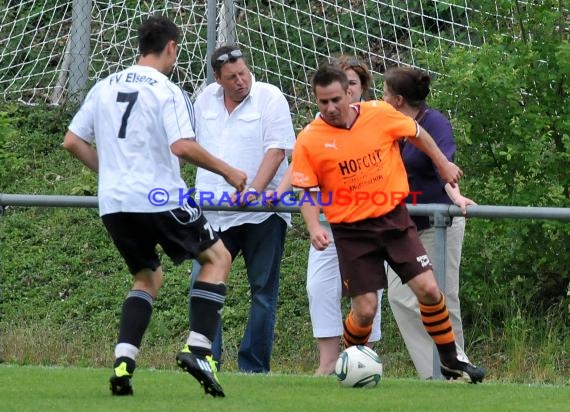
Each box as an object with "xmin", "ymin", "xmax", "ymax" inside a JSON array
[{"xmin": 68, "ymin": 65, "xmax": 195, "ymax": 215}]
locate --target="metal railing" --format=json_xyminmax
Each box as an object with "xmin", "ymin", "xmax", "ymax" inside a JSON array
[{"xmin": 2, "ymin": 193, "xmax": 569, "ymax": 378}]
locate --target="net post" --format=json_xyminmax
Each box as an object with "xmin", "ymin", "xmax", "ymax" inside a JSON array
[
  {"xmin": 206, "ymin": 0, "xmax": 217, "ymax": 84},
  {"xmin": 68, "ymin": 0, "xmax": 92, "ymax": 103}
]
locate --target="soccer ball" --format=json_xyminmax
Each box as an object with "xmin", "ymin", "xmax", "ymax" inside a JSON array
[{"xmin": 334, "ymin": 345, "xmax": 383, "ymax": 388}]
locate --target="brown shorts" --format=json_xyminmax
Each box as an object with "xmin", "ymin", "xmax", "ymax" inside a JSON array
[{"xmin": 330, "ymin": 204, "xmax": 432, "ymax": 297}]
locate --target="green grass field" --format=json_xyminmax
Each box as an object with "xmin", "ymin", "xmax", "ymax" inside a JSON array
[{"xmin": 1, "ymin": 364, "xmax": 568, "ymax": 412}]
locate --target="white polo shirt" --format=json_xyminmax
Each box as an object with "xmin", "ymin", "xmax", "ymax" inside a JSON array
[
  {"xmin": 68, "ymin": 65, "xmax": 196, "ymax": 216},
  {"xmin": 194, "ymin": 78, "xmax": 295, "ymax": 231}
]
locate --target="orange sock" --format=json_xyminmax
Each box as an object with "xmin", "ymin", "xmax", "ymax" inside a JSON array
[
  {"xmin": 419, "ymin": 293, "xmax": 456, "ymax": 345},
  {"xmin": 342, "ymin": 310, "xmax": 372, "ymax": 347},
  {"xmin": 419, "ymin": 293, "xmax": 458, "ymax": 363}
]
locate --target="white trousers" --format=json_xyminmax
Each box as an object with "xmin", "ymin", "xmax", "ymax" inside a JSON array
[
  {"xmin": 307, "ymin": 223, "xmax": 383, "ymax": 342},
  {"xmin": 387, "ymin": 216, "xmax": 469, "ymax": 378}
]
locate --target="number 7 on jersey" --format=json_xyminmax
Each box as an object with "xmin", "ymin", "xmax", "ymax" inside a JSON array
[{"xmin": 116, "ymin": 91, "xmax": 139, "ymax": 139}]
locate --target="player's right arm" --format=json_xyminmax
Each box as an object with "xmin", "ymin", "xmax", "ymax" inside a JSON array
[
  {"xmin": 291, "ymin": 133, "xmax": 331, "ymax": 250},
  {"xmin": 63, "ymin": 130, "xmax": 99, "ymax": 173},
  {"xmin": 63, "ymin": 81, "xmax": 101, "ymax": 172},
  {"xmin": 63, "ymin": 131, "xmax": 99, "ymax": 172},
  {"xmin": 299, "ymin": 191, "xmax": 331, "ymax": 251}
]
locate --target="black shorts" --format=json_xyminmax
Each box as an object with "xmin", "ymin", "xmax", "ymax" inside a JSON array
[
  {"xmin": 330, "ymin": 204, "xmax": 432, "ymax": 297},
  {"xmin": 102, "ymin": 202, "xmax": 219, "ymax": 275}
]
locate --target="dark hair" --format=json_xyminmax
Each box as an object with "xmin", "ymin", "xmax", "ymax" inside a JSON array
[
  {"xmin": 311, "ymin": 64, "xmax": 349, "ymax": 93},
  {"xmin": 211, "ymin": 44, "xmax": 247, "ymax": 76},
  {"xmin": 138, "ymin": 15, "xmax": 179, "ymax": 56},
  {"xmin": 383, "ymin": 66, "xmax": 431, "ymax": 107},
  {"xmin": 331, "ymin": 55, "xmax": 372, "ymax": 100}
]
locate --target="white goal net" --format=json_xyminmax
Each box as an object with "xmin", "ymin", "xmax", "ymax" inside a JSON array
[{"xmin": 0, "ymin": 0, "xmax": 515, "ymax": 123}]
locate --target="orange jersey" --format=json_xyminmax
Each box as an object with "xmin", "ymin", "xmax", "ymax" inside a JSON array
[{"xmin": 291, "ymin": 100, "xmax": 417, "ymax": 223}]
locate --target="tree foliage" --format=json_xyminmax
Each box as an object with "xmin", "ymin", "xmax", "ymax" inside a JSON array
[{"xmin": 429, "ymin": 0, "xmax": 569, "ymax": 317}]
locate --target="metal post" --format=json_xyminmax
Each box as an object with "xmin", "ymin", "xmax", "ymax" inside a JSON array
[
  {"xmin": 50, "ymin": 41, "xmax": 71, "ymax": 105},
  {"xmin": 206, "ymin": 0, "xmax": 237, "ymax": 84},
  {"xmin": 68, "ymin": 0, "xmax": 92, "ymax": 103},
  {"xmin": 430, "ymin": 211, "xmax": 450, "ymax": 379},
  {"xmin": 206, "ymin": 0, "xmax": 217, "ymax": 84},
  {"xmin": 218, "ymin": 0, "xmax": 237, "ymax": 46}
]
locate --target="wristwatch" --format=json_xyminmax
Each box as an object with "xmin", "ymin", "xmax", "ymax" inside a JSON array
[{"xmin": 245, "ymin": 187, "xmax": 258, "ymax": 198}]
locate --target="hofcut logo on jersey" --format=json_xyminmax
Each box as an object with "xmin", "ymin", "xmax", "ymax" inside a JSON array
[{"xmin": 338, "ymin": 149, "xmax": 382, "ymax": 176}]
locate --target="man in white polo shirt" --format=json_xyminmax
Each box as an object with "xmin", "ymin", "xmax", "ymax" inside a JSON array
[{"xmin": 189, "ymin": 44, "xmax": 295, "ymax": 373}]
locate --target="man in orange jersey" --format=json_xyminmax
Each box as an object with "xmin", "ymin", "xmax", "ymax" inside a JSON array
[{"xmin": 291, "ymin": 64, "xmax": 485, "ymax": 383}]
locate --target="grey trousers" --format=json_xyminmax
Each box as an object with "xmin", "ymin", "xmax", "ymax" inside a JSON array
[{"xmin": 387, "ymin": 216, "xmax": 469, "ymax": 379}]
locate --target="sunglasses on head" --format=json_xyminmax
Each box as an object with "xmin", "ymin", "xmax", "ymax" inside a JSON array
[{"xmin": 216, "ymin": 49, "xmax": 243, "ymax": 63}]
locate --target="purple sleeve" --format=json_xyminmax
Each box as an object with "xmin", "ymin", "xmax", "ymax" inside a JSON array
[
  {"xmin": 402, "ymin": 108, "xmax": 456, "ymax": 229},
  {"xmin": 402, "ymin": 108, "xmax": 456, "ymax": 215},
  {"xmin": 423, "ymin": 110, "xmax": 455, "ymax": 162}
]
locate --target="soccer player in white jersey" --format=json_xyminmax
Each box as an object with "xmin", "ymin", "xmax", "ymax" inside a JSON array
[{"xmin": 63, "ymin": 15, "xmax": 246, "ymax": 398}]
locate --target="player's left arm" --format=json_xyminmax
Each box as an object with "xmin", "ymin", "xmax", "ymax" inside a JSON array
[
  {"xmin": 444, "ymin": 183, "xmax": 476, "ymax": 215},
  {"xmin": 171, "ymin": 139, "xmax": 247, "ymax": 192},
  {"xmin": 63, "ymin": 130, "xmax": 99, "ymax": 172},
  {"xmin": 407, "ymin": 125, "xmax": 462, "ymax": 187}
]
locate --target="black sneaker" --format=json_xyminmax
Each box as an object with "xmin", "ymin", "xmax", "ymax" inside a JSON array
[
  {"xmin": 176, "ymin": 346, "xmax": 225, "ymax": 397},
  {"xmin": 109, "ymin": 361, "xmax": 134, "ymax": 395},
  {"xmin": 441, "ymin": 358, "xmax": 486, "ymax": 384}
]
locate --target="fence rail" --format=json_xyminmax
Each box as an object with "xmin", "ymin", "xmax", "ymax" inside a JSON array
[
  {"xmin": 1, "ymin": 193, "xmax": 568, "ymax": 378},
  {"xmin": 2, "ymin": 193, "xmax": 570, "ymax": 220}
]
